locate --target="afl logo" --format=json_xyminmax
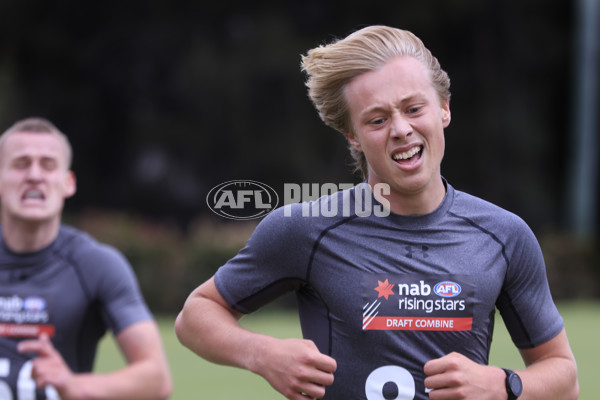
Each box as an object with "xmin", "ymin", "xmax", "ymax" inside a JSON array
[
  {"xmin": 207, "ymin": 180, "xmax": 279, "ymax": 220},
  {"xmin": 23, "ymin": 296, "xmax": 46, "ymax": 312},
  {"xmin": 434, "ymin": 281, "xmax": 462, "ymax": 298}
]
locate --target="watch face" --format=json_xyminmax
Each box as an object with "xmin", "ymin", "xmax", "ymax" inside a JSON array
[{"xmin": 508, "ymin": 373, "xmax": 523, "ymax": 396}]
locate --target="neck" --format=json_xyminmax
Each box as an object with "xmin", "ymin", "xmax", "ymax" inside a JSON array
[
  {"xmin": 2, "ymin": 217, "xmax": 60, "ymax": 253},
  {"xmin": 371, "ymin": 176, "xmax": 446, "ymax": 216}
]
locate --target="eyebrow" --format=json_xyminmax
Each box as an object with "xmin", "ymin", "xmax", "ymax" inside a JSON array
[
  {"xmin": 10, "ymin": 154, "xmax": 61, "ymax": 163},
  {"xmin": 360, "ymin": 93, "xmax": 429, "ymax": 117}
]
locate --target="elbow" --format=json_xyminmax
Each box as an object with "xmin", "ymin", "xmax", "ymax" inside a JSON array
[
  {"xmin": 569, "ymin": 377, "xmax": 580, "ymax": 400},
  {"xmin": 157, "ymin": 379, "xmax": 173, "ymax": 400},
  {"xmin": 562, "ymin": 362, "xmax": 580, "ymax": 400},
  {"xmin": 151, "ymin": 351, "xmax": 174, "ymax": 400},
  {"xmin": 174, "ymin": 311, "xmax": 188, "ymax": 346},
  {"xmin": 569, "ymin": 359, "xmax": 580, "ymax": 400},
  {"xmin": 562, "ymin": 385, "xmax": 580, "ymax": 400},
  {"xmin": 153, "ymin": 369, "xmax": 173, "ymax": 400}
]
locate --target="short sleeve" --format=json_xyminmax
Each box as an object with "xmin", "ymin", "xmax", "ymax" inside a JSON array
[
  {"xmin": 77, "ymin": 242, "xmax": 153, "ymax": 334},
  {"xmin": 496, "ymin": 219, "xmax": 563, "ymax": 348},
  {"xmin": 215, "ymin": 205, "xmax": 311, "ymax": 314}
]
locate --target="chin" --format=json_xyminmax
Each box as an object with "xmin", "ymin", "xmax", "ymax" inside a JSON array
[
  {"xmin": 389, "ymin": 175, "xmax": 427, "ymax": 191},
  {"xmin": 14, "ymin": 212, "xmax": 57, "ymax": 223}
]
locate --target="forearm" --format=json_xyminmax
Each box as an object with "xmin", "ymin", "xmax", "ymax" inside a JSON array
[
  {"xmin": 176, "ymin": 279, "xmax": 338, "ymax": 400},
  {"xmin": 175, "ymin": 290, "xmax": 267, "ymax": 372},
  {"xmin": 517, "ymin": 356, "xmax": 579, "ymax": 400},
  {"xmin": 18, "ymin": 322, "xmax": 171, "ymax": 400},
  {"xmin": 67, "ymin": 360, "xmax": 171, "ymax": 400},
  {"xmin": 515, "ymin": 329, "xmax": 579, "ymax": 400}
]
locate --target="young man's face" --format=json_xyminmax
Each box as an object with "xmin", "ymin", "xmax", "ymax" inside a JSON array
[
  {"xmin": 345, "ymin": 56, "xmax": 450, "ymax": 212},
  {"xmin": 0, "ymin": 131, "xmax": 75, "ymax": 224}
]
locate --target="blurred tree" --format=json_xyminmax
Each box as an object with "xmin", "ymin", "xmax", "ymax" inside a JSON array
[
  {"xmin": 567, "ymin": 0, "xmax": 599, "ymax": 239},
  {"xmin": 0, "ymin": 0, "xmax": 587, "ymax": 235}
]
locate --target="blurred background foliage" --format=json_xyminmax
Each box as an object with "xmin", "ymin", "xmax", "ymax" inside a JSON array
[{"xmin": 1, "ymin": 0, "xmax": 598, "ymax": 312}]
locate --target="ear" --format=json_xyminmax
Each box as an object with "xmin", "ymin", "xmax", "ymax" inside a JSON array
[
  {"xmin": 345, "ymin": 133, "xmax": 363, "ymax": 152},
  {"xmin": 441, "ymin": 102, "xmax": 451, "ymax": 128},
  {"xmin": 64, "ymin": 171, "xmax": 77, "ymax": 198}
]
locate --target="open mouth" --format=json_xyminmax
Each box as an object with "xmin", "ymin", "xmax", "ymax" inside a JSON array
[
  {"xmin": 392, "ymin": 145, "xmax": 423, "ymax": 162},
  {"xmin": 22, "ymin": 190, "xmax": 45, "ymax": 201}
]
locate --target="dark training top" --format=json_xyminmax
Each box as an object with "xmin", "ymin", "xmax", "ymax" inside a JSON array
[
  {"xmin": 0, "ymin": 225, "xmax": 152, "ymax": 400},
  {"xmin": 215, "ymin": 181, "xmax": 563, "ymax": 400}
]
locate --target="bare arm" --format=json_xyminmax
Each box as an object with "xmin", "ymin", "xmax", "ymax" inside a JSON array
[
  {"xmin": 175, "ymin": 276, "xmax": 337, "ymax": 400},
  {"xmin": 423, "ymin": 329, "xmax": 579, "ymax": 400},
  {"xmin": 516, "ymin": 328, "xmax": 579, "ymax": 399},
  {"xmin": 19, "ymin": 320, "xmax": 172, "ymax": 400}
]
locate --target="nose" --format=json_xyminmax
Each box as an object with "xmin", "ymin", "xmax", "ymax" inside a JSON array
[
  {"xmin": 390, "ymin": 113, "xmax": 412, "ymax": 139},
  {"xmin": 25, "ymin": 162, "xmax": 43, "ymax": 181}
]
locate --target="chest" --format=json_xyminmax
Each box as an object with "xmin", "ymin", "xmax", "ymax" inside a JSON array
[
  {"xmin": 0, "ymin": 260, "xmax": 92, "ymax": 343},
  {"xmin": 303, "ymin": 227, "xmax": 507, "ymax": 332}
]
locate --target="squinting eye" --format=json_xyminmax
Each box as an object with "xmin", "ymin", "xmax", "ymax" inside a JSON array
[
  {"xmin": 41, "ymin": 160, "xmax": 58, "ymax": 170},
  {"xmin": 407, "ymin": 107, "xmax": 421, "ymax": 114},
  {"xmin": 12, "ymin": 160, "xmax": 29, "ymax": 169},
  {"xmin": 371, "ymin": 118, "xmax": 386, "ymax": 125}
]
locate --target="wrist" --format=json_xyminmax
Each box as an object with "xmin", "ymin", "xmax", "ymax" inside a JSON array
[
  {"xmin": 60, "ymin": 373, "xmax": 93, "ymax": 400},
  {"xmin": 245, "ymin": 333, "xmax": 276, "ymax": 375},
  {"xmin": 502, "ymin": 368, "xmax": 523, "ymax": 399}
]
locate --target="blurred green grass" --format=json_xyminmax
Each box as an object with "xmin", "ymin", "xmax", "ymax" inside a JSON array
[{"xmin": 95, "ymin": 301, "xmax": 598, "ymax": 399}]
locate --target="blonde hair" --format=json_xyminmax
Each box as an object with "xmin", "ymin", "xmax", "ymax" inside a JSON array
[
  {"xmin": 0, "ymin": 117, "xmax": 73, "ymax": 169},
  {"xmin": 301, "ymin": 25, "xmax": 450, "ymax": 177}
]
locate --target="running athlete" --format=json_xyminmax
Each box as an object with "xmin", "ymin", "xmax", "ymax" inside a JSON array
[
  {"xmin": 175, "ymin": 26, "xmax": 579, "ymax": 400},
  {"xmin": 0, "ymin": 118, "xmax": 172, "ymax": 400}
]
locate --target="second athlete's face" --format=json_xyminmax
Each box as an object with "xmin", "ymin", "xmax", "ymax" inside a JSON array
[
  {"xmin": 345, "ymin": 56, "xmax": 450, "ymax": 211},
  {"xmin": 0, "ymin": 132, "xmax": 75, "ymax": 224}
]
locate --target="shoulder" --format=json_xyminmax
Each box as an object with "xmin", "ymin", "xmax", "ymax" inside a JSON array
[
  {"xmin": 54, "ymin": 225, "xmax": 131, "ymax": 270},
  {"xmin": 450, "ymin": 188, "xmax": 531, "ymax": 232},
  {"xmin": 445, "ymin": 187, "xmax": 548, "ymax": 274},
  {"xmin": 446, "ymin": 186, "xmax": 541, "ymax": 255},
  {"xmin": 239, "ymin": 185, "xmax": 363, "ymax": 257},
  {"xmin": 246, "ymin": 204, "xmax": 313, "ymax": 248}
]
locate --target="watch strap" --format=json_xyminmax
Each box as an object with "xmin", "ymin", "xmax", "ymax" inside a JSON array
[{"xmin": 502, "ymin": 368, "xmax": 522, "ymax": 400}]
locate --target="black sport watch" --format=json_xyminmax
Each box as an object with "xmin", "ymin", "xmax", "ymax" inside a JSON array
[{"xmin": 502, "ymin": 368, "xmax": 523, "ymax": 399}]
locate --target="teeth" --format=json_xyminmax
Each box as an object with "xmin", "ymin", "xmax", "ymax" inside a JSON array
[
  {"xmin": 392, "ymin": 146, "xmax": 422, "ymax": 161},
  {"xmin": 24, "ymin": 191, "xmax": 43, "ymax": 199}
]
